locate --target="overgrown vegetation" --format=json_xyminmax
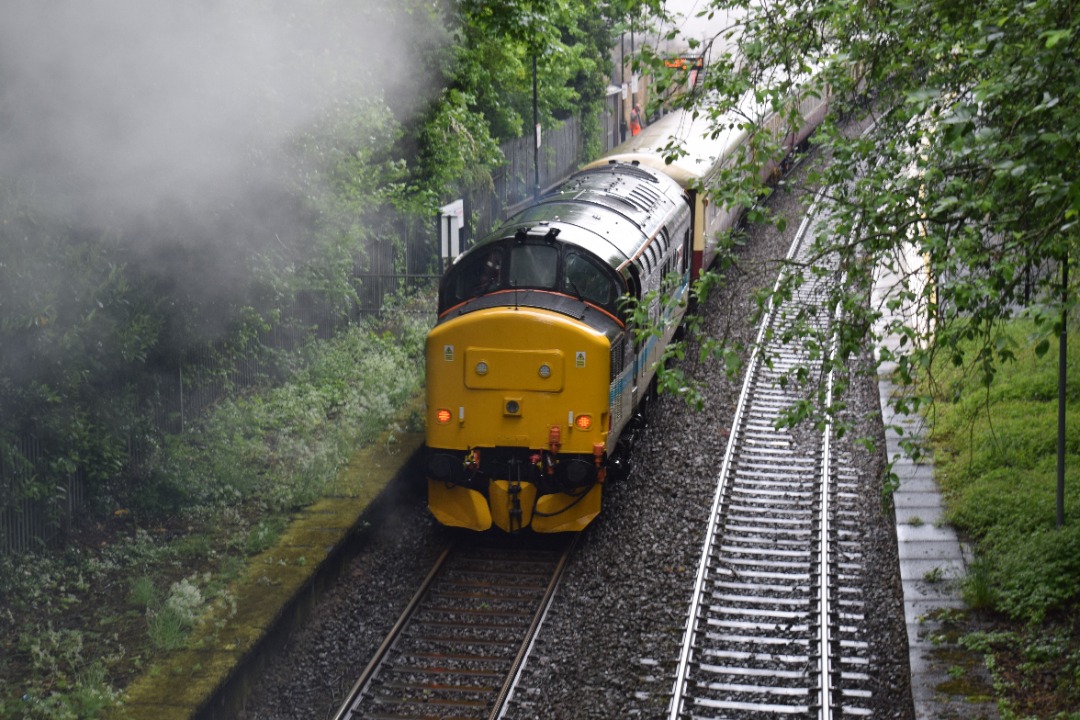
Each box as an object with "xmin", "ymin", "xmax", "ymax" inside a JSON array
[
  {"xmin": 0, "ymin": 297, "xmax": 431, "ymax": 717},
  {"xmin": 1, "ymin": 2, "xmax": 638, "ymax": 715},
  {"xmin": 924, "ymin": 320, "xmax": 1080, "ymax": 717},
  {"xmin": 636, "ymin": 0, "xmax": 1080, "ymax": 714}
]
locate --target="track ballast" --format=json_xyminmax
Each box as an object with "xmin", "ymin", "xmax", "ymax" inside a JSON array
[
  {"xmin": 333, "ymin": 537, "xmax": 574, "ymax": 720},
  {"xmin": 669, "ymin": 201, "xmax": 876, "ymax": 719}
]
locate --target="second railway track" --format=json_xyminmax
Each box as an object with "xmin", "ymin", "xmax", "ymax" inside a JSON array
[{"xmin": 669, "ymin": 200, "xmax": 876, "ymax": 718}]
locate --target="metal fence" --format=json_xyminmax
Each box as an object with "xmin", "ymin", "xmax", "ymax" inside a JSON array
[
  {"xmin": 0, "ymin": 112, "xmax": 615, "ymax": 555},
  {"xmin": 459, "ymin": 102, "xmax": 625, "ymax": 249},
  {"xmin": 0, "ymin": 436, "xmax": 84, "ymax": 554}
]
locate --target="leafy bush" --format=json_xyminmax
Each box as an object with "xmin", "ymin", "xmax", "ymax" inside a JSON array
[
  {"xmin": 135, "ymin": 295, "xmax": 431, "ymax": 517},
  {"xmin": 927, "ymin": 320, "xmax": 1080, "ymax": 622},
  {"xmin": 991, "ymin": 526, "xmax": 1080, "ymax": 623}
]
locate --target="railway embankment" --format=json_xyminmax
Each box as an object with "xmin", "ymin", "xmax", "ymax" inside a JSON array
[{"xmin": 111, "ymin": 406, "xmax": 425, "ymax": 720}]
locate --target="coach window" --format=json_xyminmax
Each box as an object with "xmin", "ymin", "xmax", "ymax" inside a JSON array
[
  {"xmin": 564, "ymin": 251, "xmax": 618, "ymax": 308},
  {"xmin": 510, "ymin": 244, "xmax": 559, "ymax": 289}
]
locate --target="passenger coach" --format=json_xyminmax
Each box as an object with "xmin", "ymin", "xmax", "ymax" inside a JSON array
[{"xmin": 424, "ymin": 76, "xmax": 830, "ymax": 533}]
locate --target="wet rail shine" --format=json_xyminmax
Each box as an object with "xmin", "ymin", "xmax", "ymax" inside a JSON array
[{"xmin": 669, "ymin": 200, "xmax": 875, "ymax": 719}]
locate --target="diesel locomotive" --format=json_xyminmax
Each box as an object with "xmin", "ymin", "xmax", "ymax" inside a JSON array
[{"xmin": 424, "ymin": 84, "xmax": 830, "ymax": 533}]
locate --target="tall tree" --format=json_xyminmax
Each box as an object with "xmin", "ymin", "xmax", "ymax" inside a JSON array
[{"xmin": 647, "ymin": 0, "xmax": 1079, "ymax": 431}]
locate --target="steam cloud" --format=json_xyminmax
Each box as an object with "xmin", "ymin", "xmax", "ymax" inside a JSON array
[{"xmin": 0, "ymin": 0, "xmax": 440, "ymax": 282}]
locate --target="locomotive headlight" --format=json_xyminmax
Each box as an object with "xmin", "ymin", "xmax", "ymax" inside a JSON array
[
  {"xmin": 574, "ymin": 414, "xmax": 593, "ymax": 431},
  {"xmin": 435, "ymin": 408, "xmax": 452, "ymax": 424},
  {"xmin": 505, "ymin": 399, "xmax": 521, "ymax": 415},
  {"xmin": 538, "ymin": 363, "xmax": 551, "ymax": 379},
  {"xmin": 475, "ymin": 361, "xmax": 489, "ymax": 376}
]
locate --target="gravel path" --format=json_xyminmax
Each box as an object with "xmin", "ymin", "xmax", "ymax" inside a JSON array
[{"xmin": 240, "ymin": 136, "xmax": 912, "ymax": 720}]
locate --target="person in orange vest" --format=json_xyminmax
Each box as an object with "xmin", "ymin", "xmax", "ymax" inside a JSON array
[{"xmin": 629, "ymin": 104, "xmax": 642, "ymax": 136}]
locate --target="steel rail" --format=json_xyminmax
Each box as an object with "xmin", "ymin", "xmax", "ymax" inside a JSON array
[
  {"xmin": 491, "ymin": 534, "xmax": 579, "ymax": 719},
  {"xmin": 331, "ymin": 545, "xmax": 454, "ymax": 720},
  {"xmin": 669, "ymin": 189, "xmax": 873, "ymax": 719},
  {"xmin": 668, "ymin": 194, "xmax": 822, "ymax": 720},
  {"xmin": 332, "ymin": 539, "xmax": 574, "ymax": 720}
]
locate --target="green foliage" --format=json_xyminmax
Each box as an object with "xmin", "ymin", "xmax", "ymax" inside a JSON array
[
  {"xmin": 0, "ymin": 290, "xmax": 433, "ymax": 714},
  {"xmin": 283, "ymin": 97, "xmax": 413, "ymax": 302},
  {"xmin": 622, "ymin": 267, "xmax": 746, "ymax": 411},
  {"xmin": 960, "ymin": 623, "xmax": 1080, "ymax": 717},
  {"xmin": 0, "ymin": 186, "xmax": 164, "ymax": 510},
  {"xmin": 138, "ymin": 298, "xmax": 431, "ymax": 517},
  {"xmin": 633, "ymin": 0, "xmax": 1080, "ymax": 441},
  {"xmin": 411, "ymin": 88, "xmax": 505, "ymax": 209},
  {"xmin": 991, "ymin": 528, "xmax": 1080, "ymax": 624},
  {"xmin": 449, "ymin": 0, "xmax": 615, "ymax": 139},
  {"xmin": 144, "ymin": 577, "xmax": 205, "ymax": 650},
  {"xmin": 403, "ymin": 0, "xmax": 622, "ymax": 207},
  {"xmin": 128, "ymin": 576, "xmax": 157, "ymax": 609},
  {"xmin": 1, "ymin": 624, "xmax": 120, "ymax": 720},
  {"xmin": 928, "ymin": 321, "xmax": 1080, "ymax": 623}
]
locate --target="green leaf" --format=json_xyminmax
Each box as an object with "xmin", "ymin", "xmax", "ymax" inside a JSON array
[{"xmin": 1042, "ymin": 28, "xmax": 1071, "ymax": 48}]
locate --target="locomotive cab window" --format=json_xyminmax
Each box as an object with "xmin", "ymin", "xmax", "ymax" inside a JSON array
[
  {"xmin": 564, "ymin": 251, "xmax": 619, "ymax": 308},
  {"xmin": 444, "ymin": 238, "xmax": 623, "ymax": 316},
  {"xmin": 450, "ymin": 247, "xmax": 506, "ymax": 302},
  {"xmin": 447, "ymin": 243, "xmax": 559, "ymax": 304},
  {"xmin": 509, "ymin": 244, "xmax": 558, "ymax": 289}
]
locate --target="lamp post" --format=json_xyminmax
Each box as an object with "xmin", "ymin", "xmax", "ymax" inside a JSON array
[
  {"xmin": 533, "ymin": 54, "xmax": 540, "ymax": 201},
  {"xmin": 630, "ymin": 17, "xmax": 636, "ymax": 111},
  {"xmin": 620, "ymin": 32, "xmax": 627, "ymax": 142}
]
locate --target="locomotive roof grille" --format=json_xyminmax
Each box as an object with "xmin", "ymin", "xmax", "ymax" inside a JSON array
[
  {"xmin": 559, "ymin": 172, "xmax": 667, "ymax": 215},
  {"xmin": 625, "ymin": 185, "xmax": 663, "ymax": 213},
  {"xmin": 573, "ymin": 162, "xmax": 659, "ymax": 184}
]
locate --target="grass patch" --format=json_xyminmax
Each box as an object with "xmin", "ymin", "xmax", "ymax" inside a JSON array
[
  {"xmin": 924, "ymin": 318, "xmax": 1080, "ymax": 715},
  {"xmin": 928, "ymin": 319, "xmax": 1080, "ymax": 622},
  {"xmin": 0, "ymin": 294, "xmax": 433, "ymax": 717}
]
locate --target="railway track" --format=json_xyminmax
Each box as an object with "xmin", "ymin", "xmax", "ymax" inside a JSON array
[
  {"xmin": 332, "ymin": 537, "xmax": 575, "ymax": 720},
  {"xmin": 669, "ymin": 200, "xmax": 875, "ymax": 719}
]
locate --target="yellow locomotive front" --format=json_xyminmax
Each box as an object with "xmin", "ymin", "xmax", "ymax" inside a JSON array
[
  {"xmin": 424, "ymin": 162, "xmax": 692, "ymax": 533},
  {"xmin": 426, "ymin": 300, "xmax": 613, "ymax": 532}
]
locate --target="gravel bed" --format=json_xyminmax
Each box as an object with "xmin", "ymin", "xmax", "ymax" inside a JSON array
[{"xmin": 239, "ymin": 135, "xmax": 912, "ymax": 720}]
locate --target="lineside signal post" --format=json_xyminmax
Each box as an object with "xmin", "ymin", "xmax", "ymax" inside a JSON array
[{"xmin": 438, "ymin": 198, "xmax": 464, "ymax": 277}]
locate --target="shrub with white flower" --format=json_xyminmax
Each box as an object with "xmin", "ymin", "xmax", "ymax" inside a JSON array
[{"xmin": 164, "ymin": 577, "xmax": 204, "ymax": 628}]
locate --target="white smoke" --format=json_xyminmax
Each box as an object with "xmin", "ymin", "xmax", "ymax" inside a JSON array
[{"xmin": 0, "ymin": 0, "xmax": 434, "ymax": 226}]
